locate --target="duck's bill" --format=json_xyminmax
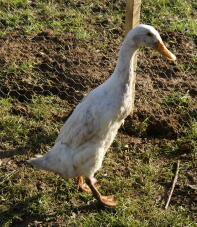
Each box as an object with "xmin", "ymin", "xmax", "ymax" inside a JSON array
[{"xmin": 156, "ymin": 41, "xmax": 176, "ymax": 62}]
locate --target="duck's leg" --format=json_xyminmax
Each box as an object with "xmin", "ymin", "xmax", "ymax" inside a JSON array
[
  {"xmin": 86, "ymin": 177, "xmax": 118, "ymax": 206},
  {"xmin": 78, "ymin": 176, "xmax": 92, "ymax": 193},
  {"xmin": 78, "ymin": 176, "xmax": 100, "ymax": 193}
]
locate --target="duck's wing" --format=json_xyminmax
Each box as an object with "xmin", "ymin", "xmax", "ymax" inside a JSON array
[{"xmin": 55, "ymin": 102, "xmax": 100, "ymax": 148}]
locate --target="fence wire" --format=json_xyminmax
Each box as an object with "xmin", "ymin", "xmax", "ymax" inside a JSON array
[{"xmin": 0, "ymin": 0, "xmax": 196, "ymax": 153}]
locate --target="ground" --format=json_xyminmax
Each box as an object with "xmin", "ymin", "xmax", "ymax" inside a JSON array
[{"xmin": 0, "ymin": 0, "xmax": 196, "ymax": 226}]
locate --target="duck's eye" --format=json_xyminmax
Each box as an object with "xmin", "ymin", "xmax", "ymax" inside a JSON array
[{"xmin": 147, "ymin": 32, "xmax": 152, "ymax": 37}]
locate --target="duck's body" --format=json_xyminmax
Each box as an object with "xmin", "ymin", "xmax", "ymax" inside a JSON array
[
  {"xmin": 31, "ymin": 68, "xmax": 135, "ymax": 179},
  {"xmin": 30, "ymin": 33, "xmax": 137, "ymax": 179},
  {"xmin": 28, "ymin": 24, "xmax": 176, "ymax": 206}
]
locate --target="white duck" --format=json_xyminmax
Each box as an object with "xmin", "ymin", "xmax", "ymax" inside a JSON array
[{"xmin": 28, "ymin": 24, "xmax": 176, "ymax": 206}]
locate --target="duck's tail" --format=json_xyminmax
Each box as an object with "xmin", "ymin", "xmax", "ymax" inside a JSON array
[
  {"xmin": 27, "ymin": 155, "xmax": 48, "ymax": 171},
  {"xmin": 27, "ymin": 142, "xmax": 74, "ymax": 177}
]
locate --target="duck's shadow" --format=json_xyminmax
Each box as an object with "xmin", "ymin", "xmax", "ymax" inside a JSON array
[
  {"xmin": 0, "ymin": 195, "xmax": 115, "ymax": 226},
  {"xmin": 0, "ymin": 110, "xmax": 75, "ymax": 160},
  {"xmin": 0, "ymin": 126, "xmax": 57, "ymax": 159},
  {"xmin": 71, "ymin": 201, "xmax": 116, "ymax": 213},
  {"xmin": 0, "ymin": 147, "xmax": 26, "ymax": 159},
  {"xmin": 0, "ymin": 195, "xmax": 45, "ymax": 226}
]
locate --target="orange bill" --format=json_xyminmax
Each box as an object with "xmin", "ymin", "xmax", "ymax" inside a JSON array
[{"xmin": 156, "ymin": 41, "xmax": 176, "ymax": 62}]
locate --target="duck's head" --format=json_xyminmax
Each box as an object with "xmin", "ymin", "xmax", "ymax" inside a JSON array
[{"xmin": 131, "ymin": 24, "xmax": 176, "ymax": 61}]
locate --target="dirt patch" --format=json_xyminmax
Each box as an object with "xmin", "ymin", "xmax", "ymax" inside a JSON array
[
  {"xmin": 129, "ymin": 31, "xmax": 197, "ymax": 138},
  {"xmin": 0, "ymin": 31, "xmax": 116, "ymax": 104},
  {"xmin": 0, "ymin": 30, "xmax": 196, "ymax": 138}
]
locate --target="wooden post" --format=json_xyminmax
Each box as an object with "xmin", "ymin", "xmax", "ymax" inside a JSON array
[
  {"xmin": 125, "ymin": 0, "xmax": 141, "ymax": 34},
  {"xmin": 125, "ymin": 0, "xmax": 141, "ymax": 114}
]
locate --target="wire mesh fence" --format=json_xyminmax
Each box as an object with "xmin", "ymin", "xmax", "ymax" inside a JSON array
[{"xmin": 0, "ymin": 0, "xmax": 196, "ymax": 154}]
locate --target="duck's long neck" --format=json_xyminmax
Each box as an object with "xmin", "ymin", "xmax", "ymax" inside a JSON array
[
  {"xmin": 109, "ymin": 32, "xmax": 139, "ymax": 114},
  {"xmin": 113, "ymin": 34, "xmax": 139, "ymax": 85}
]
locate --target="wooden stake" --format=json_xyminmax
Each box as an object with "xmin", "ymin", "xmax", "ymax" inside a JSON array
[
  {"xmin": 165, "ymin": 160, "xmax": 181, "ymax": 210},
  {"xmin": 125, "ymin": 0, "xmax": 141, "ymax": 35},
  {"xmin": 124, "ymin": 0, "xmax": 141, "ymax": 107}
]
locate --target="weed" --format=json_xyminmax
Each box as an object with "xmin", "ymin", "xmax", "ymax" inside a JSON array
[
  {"xmin": 163, "ymin": 92, "xmax": 194, "ymax": 108},
  {"xmin": 0, "ymin": 61, "xmax": 35, "ymax": 77},
  {"xmin": 138, "ymin": 117, "xmax": 150, "ymax": 136},
  {"xmin": 160, "ymin": 121, "xmax": 197, "ymax": 164}
]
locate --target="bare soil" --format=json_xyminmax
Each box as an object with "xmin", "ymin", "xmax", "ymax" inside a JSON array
[{"xmin": 0, "ymin": 30, "xmax": 196, "ymax": 138}]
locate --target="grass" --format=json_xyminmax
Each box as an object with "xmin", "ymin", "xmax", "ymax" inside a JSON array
[
  {"xmin": 0, "ymin": 0, "xmax": 124, "ymax": 42},
  {"xmin": 0, "ymin": 0, "xmax": 196, "ymax": 38},
  {"xmin": 0, "ymin": 62, "xmax": 35, "ymax": 76},
  {"xmin": 161, "ymin": 121, "xmax": 197, "ymax": 162},
  {"xmin": 142, "ymin": 0, "xmax": 197, "ymax": 36},
  {"xmin": 163, "ymin": 92, "xmax": 195, "ymax": 108},
  {"xmin": 0, "ymin": 0, "xmax": 197, "ymax": 226},
  {"xmin": 1, "ymin": 133, "xmax": 196, "ymax": 226},
  {"xmin": 0, "ymin": 96, "xmax": 65, "ymax": 151}
]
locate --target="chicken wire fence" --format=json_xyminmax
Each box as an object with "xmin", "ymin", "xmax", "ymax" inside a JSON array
[{"xmin": 0, "ymin": 0, "xmax": 196, "ymax": 152}]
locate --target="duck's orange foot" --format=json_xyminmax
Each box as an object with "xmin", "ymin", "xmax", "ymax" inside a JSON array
[
  {"xmin": 79, "ymin": 183, "xmax": 92, "ymax": 193},
  {"xmin": 99, "ymin": 195, "xmax": 118, "ymax": 207},
  {"xmin": 78, "ymin": 176, "xmax": 100, "ymax": 193},
  {"xmin": 79, "ymin": 183, "xmax": 100, "ymax": 193}
]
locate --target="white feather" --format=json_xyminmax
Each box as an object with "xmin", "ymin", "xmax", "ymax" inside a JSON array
[{"xmin": 28, "ymin": 25, "xmax": 174, "ymax": 181}]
